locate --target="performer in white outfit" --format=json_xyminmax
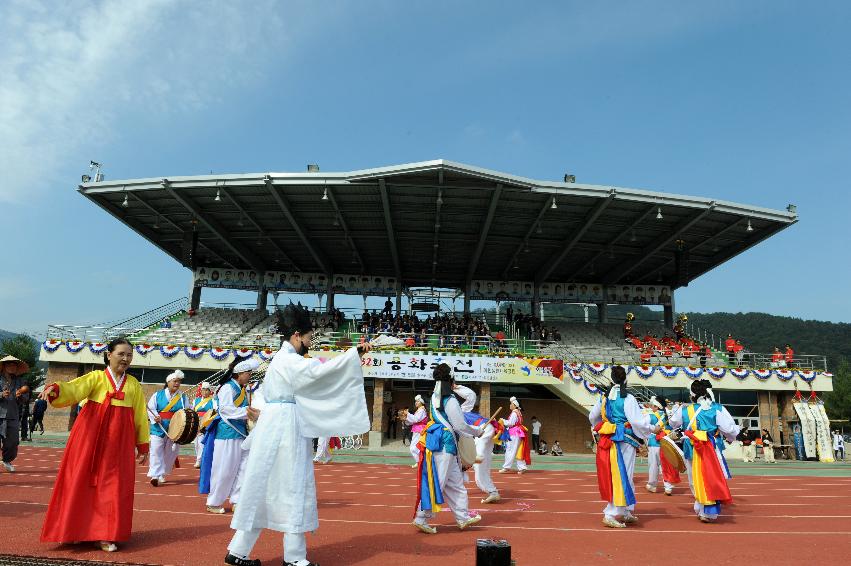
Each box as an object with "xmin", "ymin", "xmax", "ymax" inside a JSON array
[
  {"xmin": 403, "ymin": 395, "xmax": 428, "ymax": 467},
  {"xmin": 147, "ymin": 370, "xmax": 187, "ymax": 486},
  {"xmin": 193, "ymin": 382, "xmax": 216, "ymax": 468},
  {"xmin": 499, "ymin": 397, "xmax": 530, "ymax": 474},
  {"xmin": 313, "ymin": 437, "xmax": 333, "ymax": 464},
  {"xmin": 588, "ymin": 366, "xmax": 655, "ymax": 528},
  {"xmin": 225, "ymin": 304, "xmax": 372, "ymax": 566},
  {"xmin": 200, "ymin": 357, "xmax": 260, "ymax": 514},
  {"xmin": 453, "ymin": 384, "xmax": 500, "ymax": 504},
  {"xmin": 412, "ymin": 364, "xmax": 484, "ymax": 535}
]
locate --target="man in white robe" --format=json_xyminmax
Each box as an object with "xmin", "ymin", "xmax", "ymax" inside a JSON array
[
  {"xmin": 225, "ymin": 304, "xmax": 371, "ymax": 566},
  {"xmin": 453, "ymin": 384, "xmax": 499, "ymax": 503}
]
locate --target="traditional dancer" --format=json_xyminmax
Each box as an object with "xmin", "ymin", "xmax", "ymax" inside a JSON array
[
  {"xmin": 499, "ymin": 396, "xmax": 531, "ymax": 474},
  {"xmin": 313, "ymin": 437, "xmax": 341, "ymax": 464},
  {"xmin": 413, "ymin": 364, "xmax": 483, "ymax": 534},
  {"xmin": 147, "ymin": 370, "xmax": 187, "ymax": 486},
  {"xmin": 669, "ymin": 379, "xmax": 740, "ymax": 523},
  {"xmin": 645, "ymin": 395, "xmax": 680, "ymax": 495},
  {"xmin": 39, "ymin": 338, "xmax": 150, "ymax": 552},
  {"xmin": 226, "ymin": 303, "xmax": 371, "ymax": 566},
  {"xmin": 453, "ymin": 384, "xmax": 500, "ymax": 504},
  {"xmin": 403, "ymin": 394, "xmax": 428, "ymax": 468},
  {"xmin": 589, "ymin": 366, "xmax": 654, "ymax": 528},
  {"xmin": 193, "ymin": 381, "xmax": 216, "ymax": 468},
  {"xmin": 200, "ymin": 357, "xmax": 259, "ymax": 514}
]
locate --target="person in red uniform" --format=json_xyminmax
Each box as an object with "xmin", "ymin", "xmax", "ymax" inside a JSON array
[
  {"xmin": 785, "ymin": 344, "xmax": 795, "ymax": 368},
  {"xmin": 39, "ymin": 338, "xmax": 149, "ymax": 553},
  {"xmin": 771, "ymin": 347, "xmax": 785, "ymax": 367},
  {"xmin": 725, "ymin": 334, "xmax": 736, "ymax": 356}
]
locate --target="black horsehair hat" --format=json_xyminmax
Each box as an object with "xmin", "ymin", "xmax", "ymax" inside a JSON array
[{"xmin": 276, "ymin": 302, "xmax": 313, "ymax": 338}]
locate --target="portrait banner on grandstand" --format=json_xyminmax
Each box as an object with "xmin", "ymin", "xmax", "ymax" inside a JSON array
[
  {"xmin": 467, "ymin": 280, "xmax": 670, "ymax": 305},
  {"xmin": 343, "ymin": 352, "xmax": 564, "ymax": 382},
  {"xmin": 197, "ymin": 267, "xmax": 398, "ymax": 295}
]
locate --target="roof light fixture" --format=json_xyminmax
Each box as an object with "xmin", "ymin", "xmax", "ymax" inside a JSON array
[
  {"xmin": 630, "ymin": 229, "xmax": 637, "ymax": 242},
  {"xmin": 215, "ymin": 189, "xmax": 221, "ymax": 202},
  {"xmin": 436, "ymin": 193, "xmax": 443, "ymax": 206},
  {"xmin": 551, "ymin": 196, "xmax": 557, "ymax": 209},
  {"xmin": 746, "ymin": 219, "xmax": 753, "ymax": 232},
  {"xmin": 153, "ymin": 215, "xmax": 160, "ymax": 229},
  {"xmin": 656, "ymin": 206, "xmax": 663, "ymax": 220},
  {"xmin": 563, "ymin": 174, "xmax": 576, "ymax": 183},
  {"xmin": 322, "ymin": 186, "xmax": 328, "ymax": 200},
  {"xmin": 712, "ymin": 244, "xmax": 720, "ymax": 253},
  {"xmin": 121, "ymin": 193, "xmax": 129, "ymax": 208}
]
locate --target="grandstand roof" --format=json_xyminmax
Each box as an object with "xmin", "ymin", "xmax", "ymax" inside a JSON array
[{"xmin": 79, "ymin": 159, "xmax": 797, "ymax": 290}]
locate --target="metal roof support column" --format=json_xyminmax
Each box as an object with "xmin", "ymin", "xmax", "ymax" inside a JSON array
[
  {"xmin": 265, "ymin": 176, "xmax": 331, "ymax": 276},
  {"xmin": 466, "ymin": 184, "xmax": 503, "ymax": 284},
  {"xmin": 378, "ymin": 179, "xmax": 402, "ymax": 281}
]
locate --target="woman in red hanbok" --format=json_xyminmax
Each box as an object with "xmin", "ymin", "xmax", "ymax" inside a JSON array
[{"xmin": 39, "ymin": 338, "xmax": 150, "ymax": 552}]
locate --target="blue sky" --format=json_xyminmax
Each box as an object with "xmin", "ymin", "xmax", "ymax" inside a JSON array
[{"xmin": 1, "ymin": 1, "xmax": 849, "ymax": 335}]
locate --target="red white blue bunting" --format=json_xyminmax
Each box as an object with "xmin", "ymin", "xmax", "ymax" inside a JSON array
[
  {"xmin": 258, "ymin": 348, "xmax": 276, "ymax": 361},
  {"xmin": 730, "ymin": 368, "xmax": 750, "ymax": 380},
  {"xmin": 569, "ymin": 369, "xmax": 584, "ymax": 383},
  {"xmin": 707, "ymin": 367, "xmax": 726, "ymax": 379},
  {"xmin": 809, "ymin": 371, "xmax": 828, "ymax": 382},
  {"xmin": 583, "ymin": 379, "xmax": 601, "ymax": 395},
  {"xmin": 632, "ymin": 365, "xmax": 654, "ymax": 379},
  {"xmin": 234, "ymin": 348, "xmax": 254, "ymax": 359},
  {"xmin": 88, "ymin": 342, "xmax": 107, "ymax": 354},
  {"xmin": 775, "ymin": 369, "xmax": 795, "ymax": 381},
  {"xmin": 659, "ymin": 366, "xmax": 679, "ymax": 377},
  {"xmin": 66, "ymin": 340, "xmax": 85, "ymax": 353},
  {"xmin": 159, "ymin": 345, "xmax": 180, "ymax": 358},
  {"xmin": 566, "ymin": 362, "xmax": 584, "ymax": 372},
  {"xmin": 683, "ymin": 366, "xmax": 703, "ymax": 379},
  {"xmin": 752, "ymin": 369, "xmax": 772, "ymax": 380},
  {"xmin": 586, "ymin": 363, "xmax": 607, "ymax": 375},
  {"xmin": 183, "ymin": 346, "xmax": 206, "ymax": 359},
  {"xmin": 210, "ymin": 347, "xmax": 231, "ymax": 361},
  {"xmin": 42, "ymin": 339, "xmax": 62, "ymax": 353},
  {"xmin": 135, "ymin": 344, "xmax": 155, "ymax": 355}
]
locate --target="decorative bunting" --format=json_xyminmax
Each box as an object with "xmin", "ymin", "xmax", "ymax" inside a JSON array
[
  {"xmin": 159, "ymin": 345, "xmax": 180, "ymax": 358},
  {"xmin": 569, "ymin": 369, "xmax": 584, "ymax": 383},
  {"xmin": 586, "ymin": 362, "xmax": 608, "ymax": 375},
  {"xmin": 88, "ymin": 342, "xmax": 108, "ymax": 354},
  {"xmin": 209, "ymin": 347, "xmax": 231, "ymax": 361},
  {"xmin": 632, "ymin": 365, "xmax": 654, "ymax": 379},
  {"xmin": 258, "ymin": 348, "xmax": 276, "ymax": 361},
  {"xmin": 42, "ymin": 339, "xmax": 62, "ymax": 353},
  {"xmin": 566, "ymin": 362, "xmax": 584, "ymax": 373},
  {"xmin": 659, "ymin": 365, "xmax": 679, "ymax": 377},
  {"xmin": 683, "ymin": 366, "xmax": 704, "ymax": 379},
  {"xmin": 233, "ymin": 348, "xmax": 255, "ymax": 359},
  {"xmin": 707, "ymin": 367, "xmax": 726, "ymax": 379},
  {"xmin": 752, "ymin": 369, "xmax": 772, "ymax": 380},
  {"xmin": 775, "ymin": 369, "xmax": 795, "ymax": 381},
  {"xmin": 729, "ymin": 367, "xmax": 750, "ymax": 380},
  {"xmin": 66, "ymin": 340, "xmax": 85, "ymax": 353},
  {"xmin": 583, "ymin": 379, "xmax": 601, "ymax": 395},
  {"xmin": 183, "ymin": 346, "xmax": 206, "ymax": 359}
]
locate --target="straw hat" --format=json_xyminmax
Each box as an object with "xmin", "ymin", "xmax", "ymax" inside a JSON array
[{"xmin": 0, "ymin": 355, "xmax": 30, "ymax": 375}]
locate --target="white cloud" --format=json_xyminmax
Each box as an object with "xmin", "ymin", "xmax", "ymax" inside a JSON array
[{"xmin": 0, "ymin": 0, "xmax": 294, "ymax": 203}]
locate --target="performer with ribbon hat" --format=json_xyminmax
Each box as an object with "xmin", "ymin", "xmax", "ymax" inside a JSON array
[
  {"xmin": 412, "ymin": 363, "xmax": 484, "ymax": 535},
  {"xmin": 645, "ymin": 395, "xmax": 680, "ymax": 495},
  {"xmin": 193, "ymin": 381, "xmax": 216, "ymax": 468},
  {"xmin": 402, "ymin": 394, "xmax": 428, "ymax": 467},
  {"xmin": 499, "ymin": 396, "xmax": 531, "ymax": 474},
  {"xmin": 39, "ymin": 338, "xmax": 150, "ymax": 552},
  {"xmin": 669, "ymin": 379, "xmax": 740, "ymax": 523},
  {"xmin": 147, "ymin": 369, "xmax": 187, "ymax": 486},
  {"xmin": 452, "ymin": 383, "xmax": 500, "ymax": 504},
  {"xmin": 589, "ymin": 365, "xmax": 655, "ymax": 528},
  {"xmin": 200, "ymin": 356, "xmax": 260, "ymax": 514},
  {"xmin": 1, "ymin": 355, "xmax": 30, "ymax": 472},
  {"xmin": 225, "ymin": 303, "xmax": 372, "ymax": 566}
]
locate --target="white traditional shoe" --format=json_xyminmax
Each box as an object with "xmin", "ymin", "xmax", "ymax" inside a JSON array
[
  {"xmin": 2, "ymin": 462, "xmax": 15, "ymax": 473},
  {"xmin": 411, "ymin": 464, "xmax": 418, "ymax": 469},
  {"xmin": 158, "ymin": 477, "xmax": 167, "ymax": 485},
  {"xmin": 457, "ymin": 514, "xmax": 481, "ymax": 530},
  {"xmin": 664, "ymin": 488, "xmax": 673, "ymax": 496},
  {"xmin": 623, "ymin": 513, "xmax": 639, "ymax": 524},
  {"xmin": 498, "ymin": 468, "xmax": 509, "ymax": 473},
  {"xmin": 98, "ymin": 541, "xmax": 118, "ymax": 552},
  {"xmin": 481, "ymin": 492, "xmax": 501, "ymax": 504},
  {"xmin": 602, "ymin": 516, "xmax": 626, "ymax": 528},
  {"xmin": 193, "ymin": 461, "xmax": 201, "ymax": 469},
  {"xmin": 517, "ymin": 469, "xmax": 526, "ymax": 475},
  {"xmin": 698, "ymin": 514, "xmax": 714, "ymax": 523},
  {"xmin": 412, "ymin": 521, "xmax": 437, "ymax": 534},
  {"xmin": 645, "ymin": 484, "xmax": 656, "ymax": 493},
  {"xmin": 206, "ymin": 505, "xmax": 226, "ymax": 514}
]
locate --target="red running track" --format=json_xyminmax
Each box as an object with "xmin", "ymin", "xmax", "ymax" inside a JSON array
[{"xmin": 2, "ymin": 446, "xmax": 851, "ymax": 565}]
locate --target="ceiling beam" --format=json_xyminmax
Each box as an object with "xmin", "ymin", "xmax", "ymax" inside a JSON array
[
  {"xmin": 431, "ymin": 187, "xmax": 443, "ymax": 283},
  {"xmin": 535, "ymin": 190, "xmax": 616, "ymax": 284},
  {"xmin": 128, "ymin": 191, "xmax": 233, "ymax": 268},
  {"xmin": 265, "ymin": 177, "xmax": 332, "ymax": 275},
  {"xmin": 563, "ymin": 204, "xmax": 657, "ymax": 282},
  {"xmin": 500, "ymin": 196, "xmax": 553, "ymax": 280},
  {"xmin": 164, "ymin": 181, "xmax": 266, "ymax": 273},
  {"xmin": 218, "ymin": 185, "xmax": 301, "ymax": 272},
  {"xmin": 602, "ymin": 203, "xmax": 716, "ymax": 283},
  {"xmin": 378, "ymin": 179, "xmax": 402, "ymax": 281},
  {"xmin": 466, "ymin": 184, "xmax": 503, "ymax": 283},
  {"xmin": 325, "ymin": 185, "xmax": 366, "ymax": 272}
]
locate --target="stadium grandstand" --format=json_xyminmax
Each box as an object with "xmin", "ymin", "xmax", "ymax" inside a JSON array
[{"xmin": 40, "ymin": 160, "xmax": 831, "ymax": 456}]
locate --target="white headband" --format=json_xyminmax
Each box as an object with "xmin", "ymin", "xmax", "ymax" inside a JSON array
[
  {"xmin": 510, "ymin": 396, "xmax": 521, "ymax": 408},
  {"xmin": 414, "ymin": 395, "xmax": 424, "ymax": 405},
  {"xmin": 200, "ymin": 381, "xmax": 212, "ymax": 390},
  {"xmin": 233, "ymin": 358, "xmax": 260, "ymax": 374},
  {"xmin": 650, "ymin": 396, "xmax": 663, "ymax": 410},
  {"xmin": 166, "ymin": 370, "xmax": 184, "ymax": 383}
]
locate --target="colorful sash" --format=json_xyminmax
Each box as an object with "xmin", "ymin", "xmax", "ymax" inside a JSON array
[
  {"xmin": 594, "ymin": 399, "xmax": 636, "ymax": 507},
  {"xmin": 414, "ymin": 421, "xmax": 445, "ymax": 515},
  {"xmin": 684, "ymin": 405, "xmax": 732, "ymax": 514},
  {"xmin": 650, "ymin": 411, "xmax": 680, "ymax": 484}
]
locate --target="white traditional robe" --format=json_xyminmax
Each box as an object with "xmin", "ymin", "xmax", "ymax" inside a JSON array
[
  {"xmin": 146, "ymin": 389, "xmax": 182, "ymax": 480},
  {"xmin": 231, "ymin": 343, "xmax": 368, "ymax": 534},
  {"xmin": 452, "ymin": 385, "xmax": 498, "ymax": 496}
]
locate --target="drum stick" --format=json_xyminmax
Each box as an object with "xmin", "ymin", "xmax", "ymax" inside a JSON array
[
  {"xmin": 487, "ymin": 406, "xmax": 503, "ymax": 423},
  {"xmin": 146, "ymin": 405, "xmax": 170, "ymax": 436}
]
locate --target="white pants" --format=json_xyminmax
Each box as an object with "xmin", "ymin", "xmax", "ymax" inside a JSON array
[
  {"xmin": 474, "ymin": 424, "xmax": 498, "ymax": 495},
  {"xmin": 647, "ymin": 446, "xmax": 673, "ymax": 491},
  {"xmin": 228, "ymin": 528, "xmax": 306, "ymax": 564},
  {"xmin": 742, "ymin": 444, "xmax": 756, "ymax": 462},
  {"xmin": 502, "ymin": 436, "xmax": 527, "ymax": 471},
  {"xmin": 415, "ymin": 451, "xmax": 471, "ymax": 525},
  {"xmin": 207, "ymin": 438, "xmax": 248, "ymax": 507},
  {"xmin": 194, "ymin": 434, "xmax": 204, "ymax": 462},
  {"xmin": 409, "ymin": 432, "xmax": 422, "ymax": 465},
  {"xmin": 603, "ymin": 443, "xmax": 636, "ymax": 519},
  {"xmin": 148, "ymin": 435, "xmax": 179, "ymax": 479},
  {"xmin": 314, "ymin": 437, "xmax": 332, "ymax": 464}
]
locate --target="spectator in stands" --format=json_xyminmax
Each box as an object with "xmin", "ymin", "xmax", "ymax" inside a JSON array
[
  {"xmin": 761, "ymin": 429, "xmax": 776, "ymax": 463},
  {"xmin": 699, "ymin": 343, "xmax": 710, "ymax": 368},
  {"xmin": 785, "ymin": 344, "xmax": 795, "ymax": 368},
  {"xmin": 187, "ymin": 307, "xmax": 197, "ymax": 317},
  {"xmin": 31, "ymin": 396, "xmax": 47, "ymax": 435},
  {"xmin": 538, "ymin": 439, "xmax": 548, "ymax": 455},
  {"xmin": 734, "ymin": 340, "xmax": 745, "ymax": 367},
  {"xmin": 530, "ymin": 417, "xmax": 542, "ymax": 453},
  {"xmin": 833, "ymin": 430, "xmax": 845, "ymax": 460},
  {"xmin": 640, "ymin": 344, "xmax": 653, "ymax": 364},
  {"xmin": 550, "ymin": 440, "xmax": 563, "ymax": 456},
  {"xmin": 404, "ymin": 335, "xmax": 415, "ymax": 348},
  {"xmin": 725, "ymin": 334, "xmax": 736, "ymax": 357},
  {"xmin": 552, "ymin": 327, "xmax": 561, "ymax": 342},
  {"xmin": 383, "ymin": 297, "xmax": 393, "ymax": 315},
  {"xmin": 505, "ymin": 305, "xmax": 513, "ymax": 325},
  {"xmin": 738, "ymin": 425, "xmax": 755, "ymax": 462},
  {"xmin": 771, "ymin": 347, "xmax": 785, "ymax": 368}
]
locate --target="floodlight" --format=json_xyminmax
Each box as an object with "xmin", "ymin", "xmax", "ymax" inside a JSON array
[
  {"xmin": 215, "ymin": 189, "xmax": 221, "ymax": 202},
  {"xmin": 322, "ymin": 187, "xmax": 328, "ymax": 200},
  {"xmin": 81, "ymin": 174, "xmax": 91, "ymax": 183},
  {"xmin": 122, "ymin": 193, "xmax": 129, "ymax": 208},
  {"xmin": 551, "ymin": 196, "xmax": 557, "ymax": 209},
  {"xmin": 656, "ymin": 207, "xmax": 663, "ymax": 220},
  {"xmin": 746, "ymin": 219, "xmax": 753, "ymax": 232},
  {"xmin": 307, "ymin": 164, "xmax": 320, "ymax": 172},
  {"xmin": 563, "ymin": 174, "xmax": 576, "ymax": 183}
]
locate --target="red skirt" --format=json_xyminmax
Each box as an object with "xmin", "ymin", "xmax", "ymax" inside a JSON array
[{"xmin": 41, "ymin": 402, "xmax": 138, "ymax": 543}]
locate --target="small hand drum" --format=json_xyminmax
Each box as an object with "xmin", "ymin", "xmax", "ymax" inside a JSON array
[
  {"xmin": 660, "ymin": 435, "xmax": 687, "ymax": 472},
  {"xmin": 458, "ymin": 435, "xmax": 477, "ymax": 469}
]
